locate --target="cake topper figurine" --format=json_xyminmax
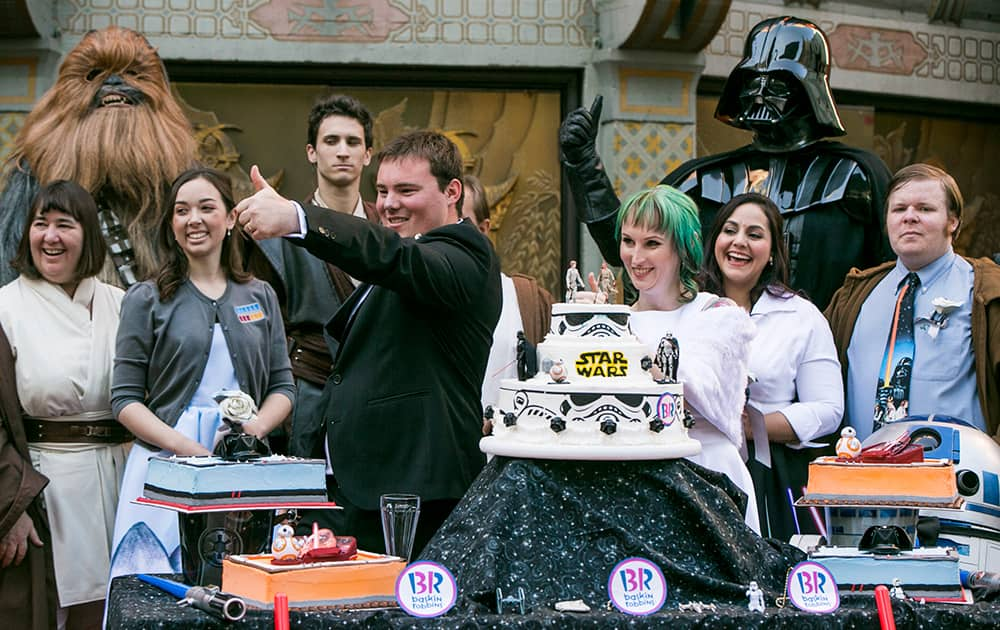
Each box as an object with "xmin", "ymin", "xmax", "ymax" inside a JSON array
[
  {"xmin": 516, "ymin": 331, "xmax": 537, "ymax": 381},
  {"xmin": 272, "ymin": 521, "xmax": 358, "ymax": 565},
  {"xmin": 679, "ymin": 601, "xmax": 717, "ymax": 613},
  {"xmin": 890, "ymin": 577, "xmax": 906, "ymax": 600},
  {"xmin": 549, "ymin": 359, "xmax": 568, "ymax": 383},
  {"xmin": 653, "ymin": 334, "xmax": 680, "ymax": 383},
  {"xmin": 496, "ymin": 587, "xmax": 527, "ymax": 614},
  {"xmin": 270, "ymin": 524, "xmax": 303, "ymax": 563},
  {"xmin": 683, "ymin": 409, "xmax": 696, "ymax": 429},
  {"xmin": 597, "ymin": 262, "xmax": 617, "ymax": 302},
  {"xmin": 565, "ymin": 260, "xmax": 586, "ymax": 302},
  {"xmin": 482, "ymin": 405, "xmax": 496, "ymax": 436},
  {"xmin": 213, "ymin": 390, "xmax": 271, "ymax": 460},
  {"xmin": 836, "ymin": 426, "xmax": 863, "ymax": 459},
  {"xmin": 554, "ymin": 599, "xmax": 590, "ymax": 613},
  {"xmin": 746, "ymin": 580, "xmax": 765, "ymax": 612}
]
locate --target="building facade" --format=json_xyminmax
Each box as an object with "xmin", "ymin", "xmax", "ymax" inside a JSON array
[{"xmin": 2, "ymin": 0, "xmax": 998, "ymax": 292}]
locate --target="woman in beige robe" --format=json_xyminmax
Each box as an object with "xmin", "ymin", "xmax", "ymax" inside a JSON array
[{"xmin": 0, "ymin": 180, "xmax": 129, "ymax": 629}]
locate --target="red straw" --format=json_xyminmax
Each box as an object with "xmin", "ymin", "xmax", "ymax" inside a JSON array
[
  {"xmin": 874, "ymin": 585, "xmax": 896, "ymax": 630},
  {"xmin": 274, "ymin": 592, "xmax": 290, "ymax": 630}
]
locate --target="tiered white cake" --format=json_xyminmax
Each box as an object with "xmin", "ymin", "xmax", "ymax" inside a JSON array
[{"xmin": 480, "ymin": 304, "xmax": 701, "ymax": 460}]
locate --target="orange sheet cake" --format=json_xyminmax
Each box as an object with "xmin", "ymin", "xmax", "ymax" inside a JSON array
[
  {"xmin": 798, "ymin": 456, "xmax": 961, "ymax": 508},
  {"xmin": 223, "ymin": 551, "xmax": 405, "ymax": 609}
]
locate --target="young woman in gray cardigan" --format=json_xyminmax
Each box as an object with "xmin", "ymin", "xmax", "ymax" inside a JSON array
[{"xmin": 107, "ymin": 168, "xmax": 294, "ymax": 580}]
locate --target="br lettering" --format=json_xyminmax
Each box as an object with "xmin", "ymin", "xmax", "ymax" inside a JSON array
[
  {"xmin": 409, "ymin": 571, "xmax": 444, "ymax": 595},
  {"xmin": 619, "ymin": 567, "xmax": 653, "ymax": 592},
  {"xmin": 797, "ymin": 570, "xmax": 828, "ymax": 595}
]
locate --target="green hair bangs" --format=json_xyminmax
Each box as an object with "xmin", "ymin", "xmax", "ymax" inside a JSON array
[{"xmin": 615, "ymin": 185, "xmax": 703, "ymax": 302}]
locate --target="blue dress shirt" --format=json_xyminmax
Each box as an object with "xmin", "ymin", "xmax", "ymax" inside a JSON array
[{"xmin": 846, "ymin": 249, "xmax": 984, "ymax": 440}]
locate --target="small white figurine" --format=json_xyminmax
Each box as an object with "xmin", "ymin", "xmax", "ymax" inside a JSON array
[
  {"xmin": 680, "ymin": 601, "xmax": 716, "ymax": 614},
  {"xmin": 271, "ymin": 524, "xmax": 301, "ymax": 562},
  {"xmin": 597, "ymin": 262, "xmax": 617, "ymax": 301},
  {"xmin": 553, "ymin": 599, "xmax": 590, "ymax": 613},
  {"xmin": 836, "ymin": 426, "xmax": 863, "ymax": 459},
  {"xmin": 565, "ymin": 260, "xmax": 586, "ymax": 302},
  {"xmin": 678, "ymin": 601, "xmax": 717, "ymax": 613},
  {"xmin": 746, "ymin": 580, "xmax": 765, "ymax": 612},
  {"xmin": 549, "ymin": 359, "xmax": 568, "ymax": 383},
  {"xmin": 890, "ymin": 577, "xmax": 906, "ymax": 600}
]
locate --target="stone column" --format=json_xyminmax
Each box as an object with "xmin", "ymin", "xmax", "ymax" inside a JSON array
[{"xmin": 578, "ymin": 0, "xmax": 729, "ymax": 273}]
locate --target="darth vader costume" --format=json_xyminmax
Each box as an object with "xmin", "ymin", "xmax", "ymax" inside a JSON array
[{"xmin": 560, "ymin": 16, "xmax": 892, "ymax": 310}]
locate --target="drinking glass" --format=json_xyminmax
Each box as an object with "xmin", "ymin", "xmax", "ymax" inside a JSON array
[{"xmin": 380, "ymin": 493, "xmax": 421, "ymax": 561}]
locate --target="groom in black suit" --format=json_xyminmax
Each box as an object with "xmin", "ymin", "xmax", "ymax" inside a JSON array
[{"xmin": 236, "ymin": 130, "xmax": 502, "ymax": 554}]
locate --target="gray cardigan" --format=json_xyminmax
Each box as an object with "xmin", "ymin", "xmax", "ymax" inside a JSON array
[{"xmin": 112, "ymin": 278, "xmax": 294, "ymax": 438}]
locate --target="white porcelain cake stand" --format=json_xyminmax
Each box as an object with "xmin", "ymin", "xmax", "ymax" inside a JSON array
[{"xmin": 479, "ymin": 436, "xmax": 701, "ymax": 461}]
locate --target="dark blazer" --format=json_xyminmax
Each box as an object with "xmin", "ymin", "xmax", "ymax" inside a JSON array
[{"xmin": 295, "ymin": 206, "xmax": 502, "ymax": 510}]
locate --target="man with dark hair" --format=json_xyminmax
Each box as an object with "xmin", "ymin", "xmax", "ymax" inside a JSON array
[
  {"xmin": 305, "ymin": 94, "xmax": 375, "ymax": 214},
  {"xmin": 560, "ymin": 16, "xmax": 892, "ymax": 310},
  {"xmin": 236, "ymin": 130, "xmax": 502, "ymax": 555},
  {"xmin": 250, "ymin": 93, "xmax": 378, "ymax": 457},
  {"xmin": 825, "ymin": 163, "xmax": 1000, "ymax": 440}
]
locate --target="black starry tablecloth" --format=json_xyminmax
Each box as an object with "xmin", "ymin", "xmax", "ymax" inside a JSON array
[
  {"xmin": 106, "ymin": 457, "xmax": 1000, "ymax": 628},
  {"xmin": 420, "ymin": 456, "xmax": 799, "ymax": 607}
]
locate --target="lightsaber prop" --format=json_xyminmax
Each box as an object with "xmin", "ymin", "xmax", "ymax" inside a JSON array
[
  {"xmin": 138, "ymin": 574, "xmax": 247, "ymax": 621},
  {"xmin": 874, "ymin": 585, "xmax": 896, "ymax": 630}
]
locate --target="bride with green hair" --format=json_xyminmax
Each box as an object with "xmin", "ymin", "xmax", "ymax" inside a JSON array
[{"xmin": 617, "ymin": 185, "xmax": 759, "ymax": 533}]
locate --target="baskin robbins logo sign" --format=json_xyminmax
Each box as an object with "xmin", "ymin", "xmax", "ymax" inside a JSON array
[
  {"xmin": 656, "ymin": 392, "xmax": 681, "ymax": 426},
  {"xmin": 786, "ymin": 561, "xmax": 839, "ymax": 613},
  {"xmin": 396, "ymin": 561, "xmax": 457, "ymax": 617},
  {"xmin": 575, "ymin": 351, "xmax": 628, "ymax": 377},
  {"xmin": 608, "ymin": 557, "xmax": 667, "ymax": 615}
]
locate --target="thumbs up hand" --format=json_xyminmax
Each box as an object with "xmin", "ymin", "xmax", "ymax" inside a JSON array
[
  {"xmin": 250, "ymin": 163, "xmax": 271, "ymax": 192},
  {"xmin": 559, "ymin": 95, "xmax": 603, "ymax": 165},
  {"xmin": 235, "ymin": 165, "xmax": 300, "ymax": 240}
]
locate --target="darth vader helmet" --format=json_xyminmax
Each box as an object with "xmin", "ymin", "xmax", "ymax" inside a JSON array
[{"xmin": 715, "ymin": 16, "xmax": 845, "ymax": 151}]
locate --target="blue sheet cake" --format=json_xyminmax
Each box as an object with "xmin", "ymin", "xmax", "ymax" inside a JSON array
[
  {"xmin": 481, "ymin": 303, "xmax": 701, "ymax": 460},
  {"xmin": 143, "ymin": 455, "xmax": 328, "ymax": 506}
]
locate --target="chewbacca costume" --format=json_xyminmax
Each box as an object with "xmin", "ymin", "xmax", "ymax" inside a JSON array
[{"xmin": 0, "ymin": 27, "xmax": 195, "ymax": 287}]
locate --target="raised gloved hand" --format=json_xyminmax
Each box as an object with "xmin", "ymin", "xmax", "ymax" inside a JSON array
[
  {"xmin": 559, "ymin": 95, "xmax": 603, "ymax": 166},
  {"xmin": 558, "ymin": 95, "xmax": 623, "ymax": 271}
]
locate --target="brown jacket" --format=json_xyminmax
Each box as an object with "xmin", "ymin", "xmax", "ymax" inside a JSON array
[
  {"xmin": 0, "ymin": 326, "xmax": 55, "ymax": 629},
  {"xmin": 824, "ymin": 257, "xmax": 1000, "ymax": 438},
  {"xmin": 510, "ymin": 273, "xmax": 554, "ymax": 346}
]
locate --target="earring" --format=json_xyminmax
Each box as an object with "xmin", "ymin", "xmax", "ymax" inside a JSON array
[
  {"xmin": 227, "ymin": 228, "xmax": 232, "ymax": 238},
  {"xmin": 768, "ymin": 256, "xmax": 773, "ymax": 266}
]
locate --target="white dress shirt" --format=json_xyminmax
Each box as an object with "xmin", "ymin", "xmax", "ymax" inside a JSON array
[{"xmin": 748, "ymin": 290, "xmax": 844, "ymax": 444}]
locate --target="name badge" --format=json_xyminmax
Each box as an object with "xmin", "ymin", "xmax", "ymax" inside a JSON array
[{"xmin": 234, "ymin": 302, "xmax": 266, "ymax": 323}]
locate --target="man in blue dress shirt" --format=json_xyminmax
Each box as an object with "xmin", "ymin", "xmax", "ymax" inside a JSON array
[{"xmin": 825, "ymin": 164, "xmax": 1000, "ymax": 441}]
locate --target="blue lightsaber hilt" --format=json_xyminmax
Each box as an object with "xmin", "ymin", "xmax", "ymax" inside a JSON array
[
  {"xmin": 138, "ymin": 574, "xmax": 247, "ymax": 621},
  {"xmin": 137, "ymin": 574, "xmax": 189, "ymax": 598}
]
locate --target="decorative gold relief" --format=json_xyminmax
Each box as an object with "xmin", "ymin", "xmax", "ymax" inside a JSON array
[{"xmin": 173, "ymin": 88, "xmax": 284, "ymax": 200}]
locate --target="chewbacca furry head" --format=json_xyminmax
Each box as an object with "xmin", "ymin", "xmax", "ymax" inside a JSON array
[{"xmin": 9, "ymin": 27, "xmax": 195, "ymax": 278}]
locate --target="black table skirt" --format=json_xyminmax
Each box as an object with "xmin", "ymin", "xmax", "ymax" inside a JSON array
[
  {"xmin": 107, "ymin": 457, "xmax": 1000, "ymax": 628},
  {"xmin": 106, "ymin": 576, "xmax": 1000, "ymax": 629}
]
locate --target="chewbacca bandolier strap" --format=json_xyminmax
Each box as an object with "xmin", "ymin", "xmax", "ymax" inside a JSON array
[{"xmin": 98, "ymin": 205, "xmax": 139, "ymax": 287}]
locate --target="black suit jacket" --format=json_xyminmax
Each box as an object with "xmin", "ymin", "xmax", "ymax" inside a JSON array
[{"xmin": 295, "ymin": 207, "xmax": 502, "ymax": 510}]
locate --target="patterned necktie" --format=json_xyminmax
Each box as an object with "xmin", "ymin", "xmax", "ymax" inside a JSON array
[{"xmin": 874, "ymin": 272, "xmax": 920, "ymax": 431}]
